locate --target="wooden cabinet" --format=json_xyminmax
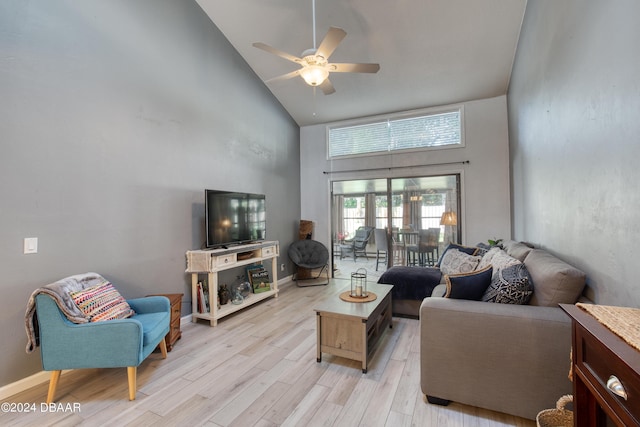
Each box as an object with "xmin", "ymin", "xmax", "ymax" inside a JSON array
[
  {"xmin": 314, "ymin": 283, "xmax": 393, "ymax": 373},
  {"xmin": 561, "ymin": 304, "xmax": 640, "ymax": 426},
  {"xmin": 186, "ymin": 241, "xmax": 279, "ymax": 327},
  {"xmin": 148, "ymin": 293, "xmax": 183, "ymax": 351}
]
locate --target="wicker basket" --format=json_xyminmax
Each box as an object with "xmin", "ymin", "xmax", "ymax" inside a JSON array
[{"xmin": 536, "ymin": 395, "xmax": 573, "ymax": 427}]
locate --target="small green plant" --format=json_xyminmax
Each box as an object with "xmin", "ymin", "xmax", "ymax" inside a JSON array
[{"xmin": 488, "ymin": 238, "xmax": 503, "ymax": 247}]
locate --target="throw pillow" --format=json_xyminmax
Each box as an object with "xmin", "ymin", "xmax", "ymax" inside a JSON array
[
  {"xmin": 501, "ymin": 240, "xmax": 534, "ymax": 262},
  {"xmin": 488, "ymin": 250, "xmax": 522, "ymax": 279},
  {"xmin": 70, "ymin": 282, "xmax": 135, "ymax": 322},
  {"xmin": 439, "ymin": 248, "xmax": 482, "ymax": 275},
  {"xmin": 482, "ymin": 263, "xmax": 534, "ymax": 304},
  {"xmin": 476, "ymin": 246, "xmax": 502, "ymax": 271},
  {"xmin": 444, "ymin": 265, "xmax": 493, "ymax": 300},
  {"xmin": 474, "ymin": 242, "xmax": 491, "ymax": 257},
  {"xmin": 524, "ymin": 249, "xmax": 586, "ymax": 306},
  {"xmin": 436, "ymin": 243, "xmax": 479, "ymax": 267}
]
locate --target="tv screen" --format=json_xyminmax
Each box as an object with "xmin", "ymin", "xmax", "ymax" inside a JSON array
[{"xmin": 205, "ymin": 190, "xmax": 266, "ymax": 248}]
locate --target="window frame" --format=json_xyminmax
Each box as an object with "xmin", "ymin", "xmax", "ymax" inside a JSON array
[
  {"xmin": 326, "ymin": 105, "xmax": 465, "ymax": 160},
  {"xmin": 341, "ymin": 195, "xmax": 366, "ymax": 239}
]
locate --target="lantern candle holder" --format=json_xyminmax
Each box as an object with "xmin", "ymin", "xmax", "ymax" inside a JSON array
[{"xmin": 350, "ymin": 268, "xmax": 368, "ymax": 298}]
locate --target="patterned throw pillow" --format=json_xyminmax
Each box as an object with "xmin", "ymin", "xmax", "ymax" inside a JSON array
[
  {"xmin": 444, "ymin": 265, "xmax": 493, "ymax": 300},
  {"xmin": 487, "ymin": 250, "xmax": 522, "ymax": 279},
  {"xmin": 482, "ymin": 263, "xmax": 534, "ymax": 305},
  {"xmin": 436, "ymin": 243, "xmax": 479, "ymax": 267},
  {"xmin": 477, "ymin": 247, "xmax": 502, "ymax": 271},
  {"xmin": 70, "ymin": 282, "xmax": 135, "ymax": 322},
  {"xmin": 439, "ymin": 248, "xmax": 482, "ymax": 275}
]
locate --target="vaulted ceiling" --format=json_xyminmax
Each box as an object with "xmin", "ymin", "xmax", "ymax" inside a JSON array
[{"xmin": 196, "ymin": 0, "xmax": 527, "ymax": 127}]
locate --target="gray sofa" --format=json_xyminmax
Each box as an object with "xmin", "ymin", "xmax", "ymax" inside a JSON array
[{"xmin": 420, "ymin": 240, "xmax": 587, "ymax": 420}]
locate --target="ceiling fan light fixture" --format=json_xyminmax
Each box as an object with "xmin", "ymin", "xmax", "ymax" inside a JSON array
[{"xmin": 300, "ymin": 65, "xmax": 329, "ymax": 86}]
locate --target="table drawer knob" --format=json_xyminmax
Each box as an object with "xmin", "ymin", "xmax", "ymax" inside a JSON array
[{"xmin": 607, "ymin": 375, "xmax": 628, "ymax": 400}]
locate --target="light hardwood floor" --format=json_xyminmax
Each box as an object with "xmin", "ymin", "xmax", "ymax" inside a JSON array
[{"xmin": 3, "ymin": 279, "xmax": 536, "ymax": 427}]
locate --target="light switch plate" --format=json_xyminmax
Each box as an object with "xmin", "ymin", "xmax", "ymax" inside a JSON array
[{"xmin": 24, "ymin": 237, "xmax": 38, "ymax": 254}]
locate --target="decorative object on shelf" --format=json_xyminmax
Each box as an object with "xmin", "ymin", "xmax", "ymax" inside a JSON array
[
  {"xmin": 231, "ymin": 279, "xmax": 252, "ymax": 298},
  {"xmin": 245, "ymin": 263, "xmax": 264, "ymax": 285},
  {"xmin": 196, "ymin": 282, "xmax": 210, "ymax": 313},
  {"xmin": 231, "ymin": 289, "xmax": 244, "ymax": 305},
  {"xmin": 350, "ymin": 268, "xmax": 368, "ymax": 298},
  {"xmin": 247, "ymin": 263, "xmax": 272, "ymax": 293},
  {"xmin": 237, "ymin": 251, "xmax": 254, "ymax": 261},
  {"xmin": 239, "ymin": 281, "xmax": 252, "ymax": 297},
  {"xmin": 218, "ymin": 284, "xmax": 230, "ymax": 305},
  {"xmin": 339, "ymin": 290, "xmax": 377, "ymax": 303},
  {"xmin": 250, "ymin": 269, "xmax": 271, "ymax": 293}
]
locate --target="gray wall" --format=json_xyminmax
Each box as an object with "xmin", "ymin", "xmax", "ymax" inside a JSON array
[
  {"xmin": 508, "ymin": 0, "xmax": 640, "ymax": 306},
  {"xmin": 300, "ymin": 96, "xmax": 512, "ymax": 253},
  {"xmin": 0, "ymin": 1, "xmax": 300, "ymax": 386}
]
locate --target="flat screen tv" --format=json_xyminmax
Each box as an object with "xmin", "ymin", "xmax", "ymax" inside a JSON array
[{"xmin": 205, "ymin": 190, "xmax": 266, "ymax": 249}]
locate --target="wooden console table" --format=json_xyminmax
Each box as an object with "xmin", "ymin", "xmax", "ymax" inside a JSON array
[
  {"xmin": 561, "ymin": 304, "xmax": 640, "ymax": 426},
  {"xmin": 186, "ymin": 241, "xmax": 279, "ymax": 326}
]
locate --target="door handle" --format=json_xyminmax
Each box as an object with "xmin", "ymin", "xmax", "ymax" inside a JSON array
[{"xmin": 607, "ymin": 375, "xmax": 628, "ymax": 400}]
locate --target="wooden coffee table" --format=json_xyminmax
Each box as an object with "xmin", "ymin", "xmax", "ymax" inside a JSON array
[{"xmin": 314, "ymin": 282, "xmax": 393, "ymax": 373}]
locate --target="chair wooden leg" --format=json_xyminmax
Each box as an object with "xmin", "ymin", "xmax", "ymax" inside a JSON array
[
  {"xmin": 159, "ymin": 337, "xmax": 168, "ymax": 359},
  {"xmin": 46, "ymin": 370, "xmax": 61, "ymax": 404},
  {"xmin": 127, "ymin": 366, "xmax": 137, "ymax": 400}
]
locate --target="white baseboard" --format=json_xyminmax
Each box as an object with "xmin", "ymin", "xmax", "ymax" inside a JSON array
[{"xmin": 0, "ymin": 370, "xmax": 52, "ymax": 401}]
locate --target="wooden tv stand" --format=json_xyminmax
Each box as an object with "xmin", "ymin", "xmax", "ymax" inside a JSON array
[{"xmin": 186, "ymin": 241, "xmax": 279, "ymax": 326}]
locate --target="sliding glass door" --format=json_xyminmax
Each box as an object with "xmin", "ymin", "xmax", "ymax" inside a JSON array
[{"xmin": 331, "ymin": 174, "xmax": 460, "ymax": 272}]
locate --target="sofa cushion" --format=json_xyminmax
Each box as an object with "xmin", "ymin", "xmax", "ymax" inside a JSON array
[
  {"xmin": 482, "ymin": 263, "xmax": 534, "ymax": 305},
  {"xmin": 133, "ymin": 311, "xmax": 171, "ymax": 347},
  {"xmin": 70, "ymin": 282, "xmax": 135, "ymax": 322},
  {"xmin": 437, "ymin": 243, "xmax": 479, "ymax": 266},
  {"xmin": 439, "ymin": 248, "xmax": 481, "ymax": 275},
  {"xmin": 524, "ymin": 249, "xmax": 586, "ymax": 306},
  {"xmin": 444, "ymin": 265, "xmax": 493, "ymax": 300},
  {"xmin": 488, "ymin": 250, "xmax": 522, "ymax": 279},
  {"xmin": 502, "ymin": 240, "xmax": 534, "ymax": 262},
  {"xmin": 474, "ymin": 242, "xmax": 491, "ymax": 257},
  {"xmin": 477, "ymin": 246, "xmax": 502, "ymax": 270}
]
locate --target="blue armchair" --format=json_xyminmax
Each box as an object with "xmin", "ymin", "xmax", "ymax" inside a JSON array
[{"xmin": 33, "ymin": 278, "xmax": 171, "ymax": 403}]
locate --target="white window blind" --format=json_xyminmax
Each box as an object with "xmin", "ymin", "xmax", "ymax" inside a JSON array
[{"xmin": 328, "ymin": 109, "xmax": 462, "ymax": 158}]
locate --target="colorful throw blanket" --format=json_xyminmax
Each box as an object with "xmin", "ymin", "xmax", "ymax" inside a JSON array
[
  {"xmin": 24, "ymin": 272, "xmax": 105, "ymax": 353},
  {"xmin": 377, "ymin": 266, "xmax": 443, "ymax": 301}
]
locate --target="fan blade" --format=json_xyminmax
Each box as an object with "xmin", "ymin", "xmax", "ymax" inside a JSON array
[
  {"xmin": 316, "ymin": 27, "xmax": 347, "ymax": 60},
  {"xmin": 265, "ymin": 69, "xmax": 302, "ymax": 83},
  {"xmin": 319, "ymin": 78, "xmax": 335, "ymax": 95},
  {"xmin": 330, "ymin": 63, "xmax": 380, "ymax": 73},
  {"xmin": 252, "ymin": 42, "xmax": 302, "ymax": 64}
]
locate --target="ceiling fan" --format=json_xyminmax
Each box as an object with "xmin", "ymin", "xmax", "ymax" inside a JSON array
[{"xmin": 252, "ymin": 0, "xmax": 380, "ymax": 95}]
